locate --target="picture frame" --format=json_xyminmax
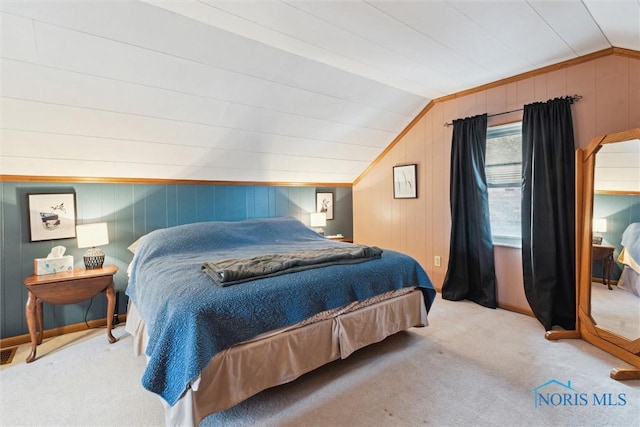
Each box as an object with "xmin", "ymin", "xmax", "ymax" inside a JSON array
[
  {"xmin": 393, "ymin": 164, "xmax": 418, "ymax": 199},
  {"xmin": 27, "ymin": 192, "xmax": 77, "ymax": 242},
  {"xmin": 316, "ymin": 192, "xmax": 334, "ymax": 220}
]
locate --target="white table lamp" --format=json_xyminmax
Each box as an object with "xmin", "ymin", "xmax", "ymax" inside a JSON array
[
  {"xmin": 592, "ymin": 218, "xmax": 607, "ymax": 244},
  {"xmin": 76, "ymin": 222, "xmax": 109, "ymax": 269},
  {"xmin": 310, "ymin": 212, "xmax": 327, "ymax": 235}
]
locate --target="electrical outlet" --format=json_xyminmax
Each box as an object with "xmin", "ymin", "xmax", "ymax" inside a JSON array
[{"xmin": 434, "ymin": 255, "xmax": 441, "ymax": 267}]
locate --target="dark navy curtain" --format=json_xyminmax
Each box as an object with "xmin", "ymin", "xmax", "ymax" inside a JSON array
[
  {"xmin": 522, "ymin": 97, "xmax": 576, "ymax": 331},
  {"xmin": 442, "ymin": 114, "xmax": 496, "ymax": 309}
]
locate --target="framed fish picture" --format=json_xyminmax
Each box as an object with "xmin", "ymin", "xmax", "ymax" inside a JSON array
[{"xmin": 27, "ymin": 192, "xmax": 77, "ymax": 242}]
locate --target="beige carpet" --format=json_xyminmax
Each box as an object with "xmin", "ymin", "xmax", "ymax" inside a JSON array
[{"xmin": 1, "ymin": 293, "xmax": 639, "ymax": 426}]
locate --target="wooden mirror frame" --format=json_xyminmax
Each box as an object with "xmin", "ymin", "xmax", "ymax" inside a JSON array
[{"xmin": 547, "ymin": 128, "xmax": 640, "ymax": 380}]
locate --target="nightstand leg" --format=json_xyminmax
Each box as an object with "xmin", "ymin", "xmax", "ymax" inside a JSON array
[
  {"xmin": 105, "ymin": 284, "xmax": 117, "ymax": 344},
  {"xmin": 604, "ymin": 255, "xmax": 613, "ymax": 290},
  {"xmin": 36, "ymin": 300, "xmax": 43, "ymax": 344},
  {"xmin": 25, "ymin": 291, "xmax": 38, "ymax": 363}
]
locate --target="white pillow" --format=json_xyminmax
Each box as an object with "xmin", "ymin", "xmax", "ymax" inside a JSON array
[{"xmin": 127, "ymin": 238, "xmax": 143, "ymax": 254}]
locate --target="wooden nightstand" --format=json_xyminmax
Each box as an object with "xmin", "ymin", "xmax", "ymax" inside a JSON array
[
  {"xmin": 326, "ymin": 236, "xmax": 353, "ymax": 243},
  {"xmin": 592, "ymin": 244, "xmax": 615, "ymax": 290},
  {"xmin": 22, "ymin": 265, "xmax": 119, "ymax": 363}
]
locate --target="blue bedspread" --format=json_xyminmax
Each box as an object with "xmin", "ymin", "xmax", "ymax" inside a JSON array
[{"xmin": 126, "ymin": 217, "xmax": 436, "ymax": 406}]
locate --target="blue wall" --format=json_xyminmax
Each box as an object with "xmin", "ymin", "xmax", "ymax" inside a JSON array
[
  {"xmin": 593, "ymin": 193, "xmax": 640, "ymax": 280},
  {"xmin": 0, "ymin": 180, "xmax": 353, "ymax": 339}
]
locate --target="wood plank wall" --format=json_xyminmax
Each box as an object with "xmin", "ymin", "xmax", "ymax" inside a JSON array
[{"xmin": 353, "ymin": 51, "xmax": 640, "ymax": 314}]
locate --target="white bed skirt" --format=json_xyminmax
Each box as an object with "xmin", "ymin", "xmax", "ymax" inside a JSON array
[{"xmin": 126, "ymin": 289, "xmax": 428, "ymax": 426}]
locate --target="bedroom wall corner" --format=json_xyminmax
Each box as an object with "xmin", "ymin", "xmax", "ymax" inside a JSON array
[{"xmin": 353, "ymin": 51, "xmax": 640, "ymax": 313}]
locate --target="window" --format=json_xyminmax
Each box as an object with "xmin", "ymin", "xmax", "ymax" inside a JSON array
[{"xmin": 486, "ymin": 122, "xmax": 522, "ymax": 246}]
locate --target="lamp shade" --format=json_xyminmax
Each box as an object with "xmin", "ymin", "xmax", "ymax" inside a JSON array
[
  {"xmin": 592, "ymin": 218, "xmax": 607, "ymax": 233},
  {"xmin": 76, "ymin": 222, "xmax": 109, "ymax": 248},
  {"xmin": 310, "ymin": 212, "xmax": 327, "ymax": 227}
]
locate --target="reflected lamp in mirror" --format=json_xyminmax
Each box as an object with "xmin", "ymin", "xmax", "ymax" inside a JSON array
[
  {"xmin": 310, "ymin": 212, "xmax": 327, "ymax": 235},
  {"xmin": 592, "ymin": 218, "xmax": 607, "ymax": 245},
  {"xmin": 76, "ymin": 222, "xmax": 109, "ymax": 269}
]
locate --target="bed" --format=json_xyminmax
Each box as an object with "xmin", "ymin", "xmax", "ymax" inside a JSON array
[
  {"xmin": 617, "ymin": 222, "xmax": 640, "ymax": 297},
  {"xmin": 124, "ymin": 217, "xmax": 436, "ymax": 426}
]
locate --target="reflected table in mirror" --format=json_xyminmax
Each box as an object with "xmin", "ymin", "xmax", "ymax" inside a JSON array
[{"xmin": 592, "ymin": 244, "xmax": 615, "ymax": 290}]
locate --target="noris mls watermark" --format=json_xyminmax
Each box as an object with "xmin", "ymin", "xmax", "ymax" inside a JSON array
[{"xmin": 531, "ymin": 379, "xmax": 627, "ymax": 408}]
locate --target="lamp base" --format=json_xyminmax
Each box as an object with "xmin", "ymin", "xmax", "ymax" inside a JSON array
[{"xmin": 83, "ymin": 247, "xmax": 105, "ymax": 270}]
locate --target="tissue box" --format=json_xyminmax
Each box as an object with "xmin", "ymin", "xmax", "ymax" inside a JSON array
[{"xmin": 34, "ymin": 256, "xmax": 74, "ymax": 275}]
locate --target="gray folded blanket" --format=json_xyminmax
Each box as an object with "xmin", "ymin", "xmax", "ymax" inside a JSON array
[{"xmin": 202, "ymin": 245, "xmax": 383, "ymax": 286}]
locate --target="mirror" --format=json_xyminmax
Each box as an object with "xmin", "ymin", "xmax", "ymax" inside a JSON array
[
  {"xmin": 591, "ymin": 139, "xmax": 640, "ymax": 341},
  {"xmin": 576, "ymin": 128, "xmax": 640, "ymax": 380},
  {"xmin": 577, "ymin": 128, "xmax": 640, "ymax": 380}
]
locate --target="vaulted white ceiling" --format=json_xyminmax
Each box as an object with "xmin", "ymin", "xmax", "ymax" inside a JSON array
[{"xmin": 1, "ymin": 1, "xmax": 639, "ymax": 183}]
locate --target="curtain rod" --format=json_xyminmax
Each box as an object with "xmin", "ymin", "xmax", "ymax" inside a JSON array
[{"xmin": 443, "ymin": 95, "xmax": 582, "ymax": 127}]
